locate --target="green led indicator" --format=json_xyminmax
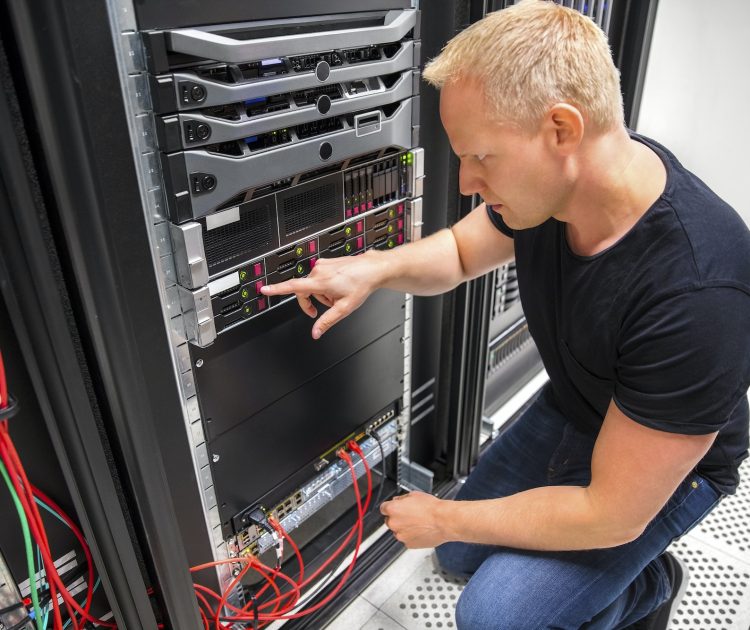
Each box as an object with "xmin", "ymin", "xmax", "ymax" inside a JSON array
[
  {"xmin": 388, "ymin": 208, "xmax": 396, "ymax": 219},
  {"xmin": 295, "ymin": 246, "xmax": 304, "ymax": 256},
  {"xmin": 296, "ymin": 263, "xmax": 304, "ymax": 274},
  {"xmin": 241, "ymin": 288, "xmax": 250, "ymax": 299},
  {"xmin": 243, "ymin": 304, "xmax": 252, "ymax": 315},
  {"xmin": 239, "ymin": 270, "xmax": 248, "ymax": 281},
  {"xmin": 387, "ymin": 224, "xmax": 394, "ymax": 233},
  {"xmin": 345, "ymin": 226, "xmax": 352, "ymax": 236},
  {"xmin": 345, "ymin": 243, "xmax": 352, "ymax": 253},
  {"xmin": 387, "ymin": 239, "xmax": 395, "ymax": 248}
]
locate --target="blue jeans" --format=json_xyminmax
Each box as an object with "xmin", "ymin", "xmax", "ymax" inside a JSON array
[{"xmin": 436, "ymin": 385, "xmax": 722, "ymax": 630}]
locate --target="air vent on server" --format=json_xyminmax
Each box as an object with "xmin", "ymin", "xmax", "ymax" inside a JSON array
[
  {"xmin": 487, "ymin": 321, "xmax": 534, "ymax": 376},
  {"xmin": 491, "ymin": 262, "xmax": 520, "ymax": 322},
  {"xmin": 291, "ymin": 84, "xmax": 343, "ymax": 107},
  {"xmin": 202, "ymin": 200, "xmax": 277, "ymax": 275},
  {"xmin": 276, "ymin": 173, "xmax": 343, "ymax": 245}
]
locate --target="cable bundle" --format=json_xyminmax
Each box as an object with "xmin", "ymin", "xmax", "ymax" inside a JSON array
[
  {"xmin": 1, "ymin": 347, "xmax": 377, "ymax": 629},
  {"xmin": 192, "ymin": 441, "xmax": 373, "ymax": 629},
  {"xmin": 0, "ymin": 350, "xmax": 110, "ymax": 630}
]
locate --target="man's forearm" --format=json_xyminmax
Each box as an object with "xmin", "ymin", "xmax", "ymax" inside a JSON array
[
  {"xmin": 366, "ymin": 227, "xmax": 467, "ymax": 296},
  {"xmin": 438, "ymin": 485, "xmax": 642, "ymax": 551}
]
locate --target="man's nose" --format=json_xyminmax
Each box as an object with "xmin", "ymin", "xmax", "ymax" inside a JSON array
[{"xmin": 458, "ymin": 161, "xmax": 483, "ymax": 196}]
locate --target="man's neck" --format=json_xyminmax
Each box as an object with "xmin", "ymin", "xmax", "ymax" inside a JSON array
[{"xmin": 562, "ymin": 129, "xmax": 667, "ymax": 257}]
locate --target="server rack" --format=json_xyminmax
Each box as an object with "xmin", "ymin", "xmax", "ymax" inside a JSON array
[{"xmin": 0, "ymin": 1, "xmax": 657, "ymax": 628}]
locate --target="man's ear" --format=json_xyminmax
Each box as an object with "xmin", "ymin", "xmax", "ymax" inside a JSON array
[{"xmin": 543, "ymin": 103, "xmax": 584, "ymax": 156}]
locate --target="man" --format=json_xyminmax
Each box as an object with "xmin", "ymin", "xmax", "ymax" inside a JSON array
[{"xmin": 261, "ymin": 1, "xmax": 750, "ymax": 628}]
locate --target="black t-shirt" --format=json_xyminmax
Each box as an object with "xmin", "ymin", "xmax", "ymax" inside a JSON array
[{"xmin": 486, "ymin": 132, "xmax": 750, "ymax": 494}]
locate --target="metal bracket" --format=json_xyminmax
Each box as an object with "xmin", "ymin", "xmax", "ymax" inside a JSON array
[
  {"xmin": 170, "ymin": 222, "xmax": 209, "ymax": 289},
  {"xmin": 178, "ymin": 285, "xmax": 216, "ymax": 347},
  {"xmin": 399, "ymin": 457, "xmax": 434, "ymax": 493},
  {"xmin": 406, "ymin": 197, "xmax": 423, "ymax": 242}
]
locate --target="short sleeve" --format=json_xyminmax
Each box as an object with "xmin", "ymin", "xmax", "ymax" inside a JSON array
[
  {"xmin": 614, "ymin": 287, "xmax": 750, "ymax": 434},
  {"xmin": 486, "ymin": 204, "xmax": 514, "ymax": 238}
]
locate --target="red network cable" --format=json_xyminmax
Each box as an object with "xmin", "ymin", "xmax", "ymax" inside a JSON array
[
  {"xmin": 203, "ymin": 444, "xmax": 373, "ymax": 628},
  {"xmin": 254, "ymin": 447, "xmax": 371, "ymax": 623},
  {"xmin": 2, "ymin": 349, "xmax": 379, "ymax": 629},
  {"xmin": 0, "ymin": 349, "xmax": 108, "ymax": 629},
  {"xmin": 0, "ymin": 432, "xmax": 109, "ymax": 628},
  {"xmin": 32, "ymin": 485, "xmax": 95, "ymax": 622},
  {"xmin": 0, "ymin": 349, "xmax": 8, "ymax": 411}
]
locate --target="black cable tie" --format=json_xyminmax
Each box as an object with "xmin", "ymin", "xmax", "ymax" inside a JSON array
[{"xmin": 0, "ymin": 394, "xmax": 19, "ymax": 421}]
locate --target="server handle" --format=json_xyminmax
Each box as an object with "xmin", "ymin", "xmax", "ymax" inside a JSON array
[{"xmin": 166, "ymin": 10, "xmax": 416, "ymax": 63}]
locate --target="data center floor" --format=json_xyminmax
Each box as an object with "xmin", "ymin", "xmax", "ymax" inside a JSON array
[{"xmin": 327, "ymin": 403, "xmax": 750, "ymax": 630}]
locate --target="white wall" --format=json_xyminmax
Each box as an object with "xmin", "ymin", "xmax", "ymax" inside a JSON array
[{"xmin": 636, "ymin": 0, "xmax": 750, "ymax": 226}]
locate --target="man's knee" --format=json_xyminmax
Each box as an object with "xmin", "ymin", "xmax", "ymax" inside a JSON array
[
  {"xmin": 455, "ymin": 576, "xmax": 533, "ymax": 630},
  {"xmin": 434, "ymin": 542, "xmax": 475, "ymax": 579},
  {"xmin": 455, "ymin": 579, "xmax": 562, "ymax": 630}
]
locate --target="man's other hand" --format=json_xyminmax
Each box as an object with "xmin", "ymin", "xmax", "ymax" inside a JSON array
[{"xmin": 380, "ymin": 491, "xmax": 449, "ymax": 549}]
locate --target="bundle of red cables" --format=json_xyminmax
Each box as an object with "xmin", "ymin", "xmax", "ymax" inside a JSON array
[
  {"xmin": 1, "ymin": 348, "xmax": 374, "ymax": 630},
  {"xmin": 192, "ymin": 439, "xmax": 373, "ymax": 629},
  {"xmin": 0, "ymin": 350, "xmax": 109, "ymax": 630}
]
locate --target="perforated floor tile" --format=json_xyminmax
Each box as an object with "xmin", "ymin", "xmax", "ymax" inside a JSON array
[
  {"xmin": 361, "ymin": 548, "xmax": 433, "ymax": 608},
  {"xmin": 667, "ymin": 537, "xmax": 750, "ymax": 630},
  {"xmin": 686, "ymin": 461, "xmax": 750, "ymax": 565},
  {"xmin": 378, "ymin": 555, "xmax": 464, "ymax": 629}
]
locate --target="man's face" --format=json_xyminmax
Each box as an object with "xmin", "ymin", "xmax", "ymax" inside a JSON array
[{"xmin": 440, "ymin": 79, "xmax": 571, "ymax": 230}]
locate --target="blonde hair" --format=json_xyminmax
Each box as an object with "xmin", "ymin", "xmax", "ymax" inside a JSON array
[{"xmin": 423, "ymin": 0, "xmax": 624, "ymax": 133}]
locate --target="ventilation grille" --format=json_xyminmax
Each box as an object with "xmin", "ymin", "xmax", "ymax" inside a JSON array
[
  {"xmin": 291, "ymin": 83, "xmax": 342, "ymax": 107},
  {"xmin": 487, "ymin": 321, "xmax": 534, "ymax": 376},
  {"xmin": 282, "ymin": 183, "xmax": 338, "ymax": 237},
  {"xmin": 490, "ymin": 263, "xmax": 520, "ymax": 322},
  {"xmin": 203, "ymin": 202, "xmax": 274, "ymax": 273},
  {"xmin": 494, "ymin": 0, "xmax": 614, "ymax": 35},
  {"xmin": 296, "ymin": 116, "xmax": 344, "ymax": 140}
]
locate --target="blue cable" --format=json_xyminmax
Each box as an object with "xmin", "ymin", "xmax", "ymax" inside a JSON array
[
  {"xmin": 36, "ymin": 545, "xmax": 49, "ymax": 630},
  {"xmin": 34, "ymin": 498, "xmax": 99, "ymax": 629},
  {"xmin": 62, "ymin": 578, "xmax": 100, "ymax": 629}
]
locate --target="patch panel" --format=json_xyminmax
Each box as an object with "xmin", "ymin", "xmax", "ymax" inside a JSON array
[{"xmin": 255, "ymin": 420, "xmax": 399, "ymax": 554}]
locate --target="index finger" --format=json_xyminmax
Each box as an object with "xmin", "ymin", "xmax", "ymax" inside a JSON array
[{"xmin": 260, "ymin": 277, "xmax": 318, "ymax": 297}]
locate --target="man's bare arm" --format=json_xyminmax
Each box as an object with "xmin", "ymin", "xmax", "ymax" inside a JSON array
[
  {"xmin": 381, "ymin": 400, "xmax": 717, "ymax": 550},
  {"xmin": 261, "ymin": 202, "xmax": 514, "ymax": 337}
]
